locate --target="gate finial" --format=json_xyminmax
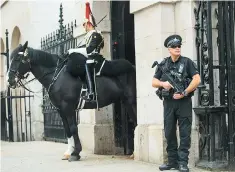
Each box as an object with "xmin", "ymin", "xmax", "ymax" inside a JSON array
[{"xmin": 59, "ymin": 3, "xmax": 64, "ymax": 40}]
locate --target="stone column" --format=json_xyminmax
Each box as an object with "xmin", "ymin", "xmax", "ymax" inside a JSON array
[
  {"xmin": 77, "ymin": 0, "xmax": 115, "ymax": 155},
  {"xmin": 130, "ymin": 1, "xmax": 175, "ymax": 164}
]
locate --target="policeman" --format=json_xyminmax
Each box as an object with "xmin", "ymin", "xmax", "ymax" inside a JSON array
[
  {"xmin": 152, "ymin": 35, "xmax": 201, "ymax": 172},
  {"xmin": 68, "ymin": 17, "xmax": 104, "ymax": 101}
]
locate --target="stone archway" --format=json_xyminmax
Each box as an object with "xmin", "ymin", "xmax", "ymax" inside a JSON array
[
  {"xmin": 10, "ymin": 26, "xmax": 21, "ymax": 54},
  {"xmin": 0, "ymin": 38, "xmax": 5, "ymax": 52}
]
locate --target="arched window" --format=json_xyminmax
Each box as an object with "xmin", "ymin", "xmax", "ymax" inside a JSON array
[
  {"xmin": 1, "ymin": 37, "xmax": 6, "ymax": 91},
  {"xmin": 10, "ymin": 26, "xmax": 21, "ymax": 59},
  {"xmin": 0, "ymin": 38, "xmax": 5, "ymax": 53}
]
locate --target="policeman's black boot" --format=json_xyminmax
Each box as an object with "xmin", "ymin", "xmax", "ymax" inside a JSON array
[
  {"xmin": 84, "ymin": 62, "xmax": 95, "ymax": 101},
  {"xmin": 179, "ymin": 164, "xmax": 189, "ymax": 172},
  {"xmin": 159, "ymin": 163, "xmax": 179, "ymax": 171}
]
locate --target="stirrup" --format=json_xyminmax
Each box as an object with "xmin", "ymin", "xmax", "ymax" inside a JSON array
[{"xmin": 83, "ymin": 92, "xmax": 94, "ymax": 102}]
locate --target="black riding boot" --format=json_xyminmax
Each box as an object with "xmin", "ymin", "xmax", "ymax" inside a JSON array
[
  {"xmin": 84, "ymin": 62, "xmax": 95, "ymax": 101},
  {"xmin": 159, "ymin": 163, "xmax": 179, "ymax": 171}
]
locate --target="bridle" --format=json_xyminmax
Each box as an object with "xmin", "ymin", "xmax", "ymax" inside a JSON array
[
  {"xmin": 9, "ymin": 47, "xmax": 68, "ymax": 94},
  {"xmin": 9, "ymin": 48, "xmax": 49, "ymax": 93}
]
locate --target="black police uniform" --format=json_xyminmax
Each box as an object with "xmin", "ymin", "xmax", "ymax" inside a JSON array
[
  {"xmin": 78, "ymin": 30, "xmax": 104, "ymax": 101},
  {"xmin": 154, "ymin": 35, "xmax": 199, "ymax": 171}
]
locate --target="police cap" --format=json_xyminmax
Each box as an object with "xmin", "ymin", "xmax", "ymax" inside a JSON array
[{"xmin": 164, "ymin": 34, "xmax": 182, "ymax": 48}]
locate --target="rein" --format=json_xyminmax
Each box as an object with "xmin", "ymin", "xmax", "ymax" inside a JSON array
[
  {"xmin": 17, "ymin": 70, "xmax": 55, "ymax": 93},
  {"xmin": 47, "ymin": 56, "xmax": 68, "ymax": 93}
]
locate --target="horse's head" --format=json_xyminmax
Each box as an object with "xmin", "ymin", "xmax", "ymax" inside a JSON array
[{"xmin": 7, "ymin": 41, "xmax": 31, "ymax": 89}]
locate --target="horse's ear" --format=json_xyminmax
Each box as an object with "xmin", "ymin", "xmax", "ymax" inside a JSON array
[{"xmin": 22, "ymin": 41, "xmax": 28, "ymax": 50}]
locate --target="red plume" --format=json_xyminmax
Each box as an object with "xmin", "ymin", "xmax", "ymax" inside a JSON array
[{"xmin": 85, "ymin": 2, "xmax": 91, "ymax": 22}]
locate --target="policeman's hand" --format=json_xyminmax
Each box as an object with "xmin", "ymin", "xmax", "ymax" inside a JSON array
[
  {"xmin": 173, "ymin": 93, "xmax": 184, "ymax": 99},
  {"xmin": 161, "ymin": 81, "xmax": 173, "ymax": 90}
]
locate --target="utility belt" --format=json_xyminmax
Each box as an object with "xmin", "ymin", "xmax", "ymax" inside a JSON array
[
  {"xmin": 156, "ymin": 88, "xmax": 194, "ymax": 100},
  {"xmin": 156, "ymin": 88, "xmax": 174, "ymax": 100}
]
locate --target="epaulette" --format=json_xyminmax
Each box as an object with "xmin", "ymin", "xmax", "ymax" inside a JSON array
[
  {"xmin": 160, "ymin": 57, "xmax": 170, "ymax": 65},
  {"xmin": 180, "ymin": 56, "xmax": 189, "ymax": 66}
]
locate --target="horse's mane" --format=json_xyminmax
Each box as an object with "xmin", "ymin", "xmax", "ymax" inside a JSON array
[{"xmin": 28, "ymin": 47, "xmax": 60, "ymax": 67}]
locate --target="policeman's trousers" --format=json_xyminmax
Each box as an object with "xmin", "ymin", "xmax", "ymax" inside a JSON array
[{"xmin": 163, "ymin": 97, "xmax": 192, "ymax": 166}]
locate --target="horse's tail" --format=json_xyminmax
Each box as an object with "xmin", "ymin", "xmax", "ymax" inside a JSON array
[
  {"xmin": 120, "ymin": 70, "xmax": 137, "ymax": 127},
  {"xmin": 101, "ymin": 59, "xmax": 135, "ymax": 77},
  {"xmin": 132, "ymin": 65, "xmax": 136, "ymax": 71},
  {"xmin": 126, "ymin": 71, "xmax": 136, "ymax": 104}
]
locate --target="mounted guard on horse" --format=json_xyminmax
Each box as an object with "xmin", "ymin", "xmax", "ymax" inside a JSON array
[{"xmin": 7, "ymin": 2, "xmax": 136, "ymax": 162}]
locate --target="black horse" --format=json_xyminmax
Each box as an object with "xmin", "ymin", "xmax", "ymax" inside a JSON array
[{"xmin": 7, "ymin": 41, "xmax": 137, "ymax": 161}]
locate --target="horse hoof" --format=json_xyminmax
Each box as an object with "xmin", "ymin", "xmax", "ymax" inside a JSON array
[
  {"xmin": 129, "ymin": 153, "xmax": 134, "ymax": 159},
  {"xmin": 62, "ymin": 154, "xmax": 70, "ymax": 160},
  {"xmin": 68, "ymin": 154, "xmax": 81, "ymax": 162}
]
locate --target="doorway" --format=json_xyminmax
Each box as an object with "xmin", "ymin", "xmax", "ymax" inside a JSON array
[{"xmin": 111, "ymin": 0, "xmax": 136, "ymax": 155}]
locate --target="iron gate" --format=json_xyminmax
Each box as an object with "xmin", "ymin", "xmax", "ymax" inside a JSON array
[
  {"xmin": 1, "ymin": 29, "xmax": 33, "ymax": 142},
  {"xmin": 1, "ymin": 91, "xmax": 8, "ymax": 140},
  {"xmin": 193, "ymin": 1, "xmax": 235, "ymax": 170},
  {"xmin": 41, "ymin": 4, "xmax": 79, "ymax": 143}
]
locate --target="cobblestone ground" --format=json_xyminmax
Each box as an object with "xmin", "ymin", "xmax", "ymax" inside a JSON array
[{"xmin": 0, "ymin": 141, "xmax": 228, "ymax": 172}]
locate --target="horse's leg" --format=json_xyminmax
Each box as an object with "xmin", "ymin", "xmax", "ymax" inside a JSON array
[
  {"xmin": 60, "ymin": 113, "xmax": 73, "ymax": 160},
  {"xmin": 64, "ymin": 109, "xmax": 82, "ymax": 162},
  {"xmin": 122, "ymin": 95, "xmax": 137, "ymax": 126}
]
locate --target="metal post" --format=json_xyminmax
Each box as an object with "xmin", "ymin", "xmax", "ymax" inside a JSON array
[
  {"xmin": 15, "ymin": 91, "xmax": 19, "ymax": 141},
  {"xmin": 19, "ymin": 90, "xmax": 23, "ymax": 141},
  {"xmin": 206, "ymin": 1, "xmax": 216, "ymax": 161},
  {"xmin": 59, "ymin": 3, "xmax": 64, "ymax": 55},
  {"xmin": 1, "ymin": 29, "xmax": 14, "ymax": 141},
  {"xmin": 28, "ymin": 91, "xmax": 32, "ymax": 141},
  {"xmin": 24, "ymin": 89, "xmax": 28, "ymax": 141},
  {"xmin": 217, "ymin": 1, "xmax": 228, "ymax": 162},
  {"xmin": 225, "ymin": 1, "xmax": 235, "ymax": 168}
]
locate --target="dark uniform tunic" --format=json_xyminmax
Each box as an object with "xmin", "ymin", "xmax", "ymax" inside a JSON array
[
  {"xmin": 76, "ymin": 30, "xmax": 104, "ymax": 58},
  {"xmin": 80, "ymin": 30, "xmax": 105, "ymax": 73},
  {"xmin": 154, "ymin": 55, "xmax": 199, "ymax": 166}
]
